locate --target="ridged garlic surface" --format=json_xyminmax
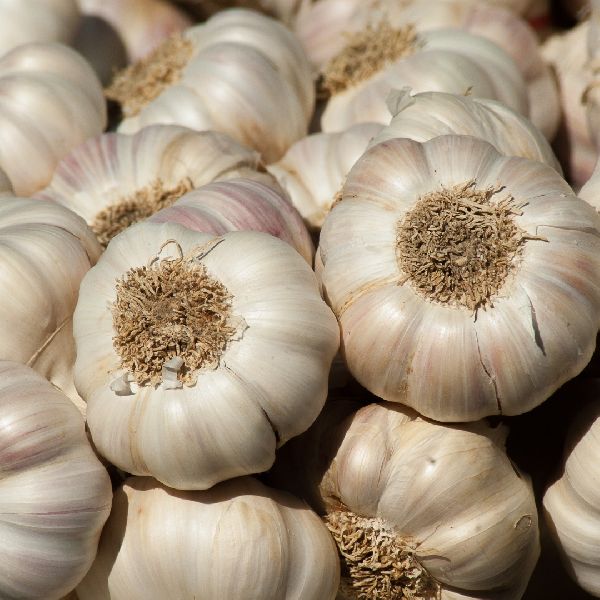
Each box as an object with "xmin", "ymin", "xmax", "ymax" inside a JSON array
[
  {"xmin": 77, "ymin": 476, "xmax": 340, "ymax": 600},
  {"xmin": 271, "ymin": 401, "xmax": 539, "ymax": 600},
  {"xmin": 0, "ymin": 0, "xmax": 80, "ymax": 57},
  {"xmin": 0, "ymin": 361, "xmax": 112, "ymax": 600},
  {"xmin": 107, "ymin": 9, "xmax": 314, "ymax": 163},
  {"xmin": 0, "ymin": 197, "xmax": 101, "ymax": 411},
  {"xmin": 73, "ymin": 221, "xmax": 339, "ymax": 489},
  {"xmin": 36, "ymin": 125, "xmax": 275, "ymax": 249},
  {"xmin": 543, "ymin": 395, "xmax": 600, "ymax": 597},
  {"xmin": 267, "ymin": 123, "xmax": 383, "ymax": 230},
  {"xmin": 318, "ymin": 135, "xmax": 600, "ymax": 422},
  {"xmin": 149, "ymin": 178, "xmax": 314, "ymax": 263},
  {"xmin": 320, "ymin": 26, "xmax": 528, "ymax": 133},
  {"xmin": 0, "ymin": 42, "xmax": 106, "ymax": 196}
]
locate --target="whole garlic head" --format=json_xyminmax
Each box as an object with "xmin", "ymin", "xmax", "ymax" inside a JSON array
[
  {"xmin": 318, "ymin": 135, "xmax": 600, "ymax": 422},
  {"xmin": 73, "ymin": 221, "xmax": 339, "ymax": 489}
]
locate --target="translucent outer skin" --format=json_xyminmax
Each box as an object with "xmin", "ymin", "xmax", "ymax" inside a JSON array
[
  {"xmin": 77, "ymin": 476, "xmax": 340, "ymax": 600},
  {"xmin": 0, "ymin": 361, "xmax": 112, "ymax": 600}
]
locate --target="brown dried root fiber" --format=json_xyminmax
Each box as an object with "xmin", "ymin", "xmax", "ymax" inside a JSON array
[
  {"xmin": 105, "ymin": 34, "xmax": 193, "ymax": 117},
  {"xmin": 325, "ymin": 510, "xmax": 440, "ymax": 600},
  {"xmin": 396, "ymin": 181, "xmax": 529, "ymax": 312}
]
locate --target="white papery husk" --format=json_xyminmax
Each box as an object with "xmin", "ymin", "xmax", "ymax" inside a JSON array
[
  {"xmin": 73, "ymin": 221, "xmax": 339, "ymax": 490},
  {"xmin": 0, "ymin": 361, "xmax": 112, "ymax": 600},
  {"xmin": 77, "ymin": 476, "xmax": 340, "ymax": 600},
  {"xmin": 543, "ymin": 390, "xmax": 600, "ymax": 597},
  {"xmin": 149, "ymin": 177, "xmax": 314, "ymax": 264},
  {"xmin": 321, "ymin": 27, "xmax": 528, "ymax": 134},
  {"xmin": 271, "ymin": 400, "xmax": 540, "ymax": 600},
  {"xmin": 113, "ymin": 8, "xmax": 314, "ymax": 163},
  {"xmin": 0, "ymin": 42, "xmax": 106, "ymax": 196},
  {"xmin": 0, "ymin": 197, "xmax": 102, "ymax": 413},
  {"xmin": 318, "ymin": 135, "xmax": 600, "ymax": 422}
]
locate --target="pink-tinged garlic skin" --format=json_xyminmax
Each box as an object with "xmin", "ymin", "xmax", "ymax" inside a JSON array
[
  {"xmin": 0, "ymin": 42, "xmax": 106, "ymax": 196},
  {"xmin": 77, "ymin": 0, "xmax": 192, "ymax": 62},
  {"xmin": 0, "ymin": 361, "xmax": 112, "ymax": 600},
  {"xmin": 149, "ymin": 178, "xmax": 314, "ymax": 264}
]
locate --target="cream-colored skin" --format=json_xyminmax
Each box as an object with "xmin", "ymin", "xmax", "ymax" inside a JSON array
[
  {"xmin": 0, "ymin": 42, "xmax": 106, "ymax": 196},
  {"xmin": 321, "ymin": 28, "xmax": 528, "ymax": 133},
  {"xmin": 73, "ymin": 222, "xmax": 339, "ymax": 489},
  {"xmin": 149, "ymin": 178, "xmax": 315, "ymax": 264},
  {"xmin": 544, "ymin": 396, "xmax": 600, "ymax": 597},
  {"xmin": 0, "ymin": 0, "xmax": 80, "ymax": 57},
  {"xmin": 77, "ymin": 476, "xmax": 339, "ymax": 600},
  {"xmin": 318, "ymin": 135, "xmax": 600, "ymax": 422},
  {"xmin": 274, "ymin": 401, "xmax": 539, "ymax": 600},
  {"xmin": 580, "ymin": 158, "xmax": 600, "ymax": 210},
  {"xmin": 267, "ymin": 123, "xmax": 383, "ymax": 230},
  {"xmin": 0, "ymin": 361, "xmax": 112, "ymax": 600},
  {"xmin": 118, "ymin": 9, "xmax": 314, "ymax": 164},
  {"xmin": 0, "ymin": 197, "xmax": 101, "ymax": 413}
]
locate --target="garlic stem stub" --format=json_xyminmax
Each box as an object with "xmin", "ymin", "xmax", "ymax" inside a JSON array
[
  {"xmin": 318, "ymin": 135, "xmax": 600, "ymax": 422},
  {"xmin": 73, "ymin": 221, "xmax": 339, "ymax": 489}
]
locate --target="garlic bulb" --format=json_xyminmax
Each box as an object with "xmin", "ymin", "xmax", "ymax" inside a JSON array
[
  {"xmin": 320, "ymin": 25, "xmax": 528, "ymax": 133},
  {"xmin": 37, "ymin": 125, "xmax": 273, "ymax": 249},
  {"xmin": 106, "ymin": 9, "xmax": 314, "ymax": 163},
  {"xmin": 73, "ymin": 221, "xmax": 339, "ymax": 489},
  {"xmin": 149, "ymin": 178, "xmax": 314, "ymax": 264},
  {"xmin": 77, "ymin": 476, "xmax": 339, "ymax": 600},
  {"xmin": 318, "ymin": 135, "xmax": 600, "ymax": 422},
  {"xmin": 0, "ymin": 361, "xmax": 112, "ymax": 600},
  {"xmin": 0, "ymin": 42, "xmax": 106, "ymax": 196},
  {"xmin": 0, "ymin": 0, "xmax": 80, "ymax": 58},
  {"xmin": 0, "ymin": 197, "xmax": 101, "ymax": 411},
  {"xmin": 271, "ymin": 400, "xmax": 540, "ymax": 600},
  {"xmin": 267, "ymin": 123, "xmax": 383, "ymax": 230},
  {"xmin": 77, "ymin": 0, "xmax": 191, "ymax": 62},
  {"xmin": 543, "ymin": 391, "xmax": 600, "ymax": 597}
]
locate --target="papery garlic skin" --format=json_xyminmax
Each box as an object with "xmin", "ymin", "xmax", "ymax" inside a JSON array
[
  {"xmin": 0, "ymin": 197, "xmax": 101, "ymax": 411},
  {"xmin": 544, "ymin": 397, "xmax": 600, "ymax": 596},
  {"xmin": 271, "ymin": 401, "xmax": 539, "ymax": 600},
  {"xmin": 73, "ymin": 222, "xmax": 339, "ymax": 490},
  {"xmin": 77, "ymin": 476, "xmax": 339, "ymax": 600},
  {"xmin": 318, "ymin": 135, "xmax": 600, "ymax": 421},
  {"xmin": 114, "ymin": 9, "xmax": 314, "ymax": 163},
  {"xmin": 0, "ymin": 42, "xmax": 106, "ymax": 196},
  {"xmin": 149, "ymin": 178, "xmax": 314, "ymax": 264},
  {"xmin": 0, "ymin": 361, "xmax": 112, "ymax": 600},
  {"xmin": 267, "ymin": 123, "xmax": 383, "ymax": 230},
  {"xmin": 321, "ymin": 28, "xmax": 528, "ymax": 133}
]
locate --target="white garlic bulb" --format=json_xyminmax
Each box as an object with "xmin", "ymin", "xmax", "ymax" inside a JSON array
[
  {"xmin": 267, "ymin": 122, "xmax": 383, "ymax": 230},
  {"xmin": 36, "ymin": 124, "xmax": 274, "ymax": 249},
  {"xmin": 106, "ymin": 9, "xmax": 314, "ymax": 163},
  {"xmin": 271, "ymin": 400, "xmax": 540, "ymax": 600},
  {"xmin": 149, "ymin": 178, "xmax": 314, "ymax": 264},
  {"xmin": 77, "ymin": 476, "xmax": 340, "ymax": 600},
  {"xmin": 0, "ymin": 361, "xmax": 112, "ymax": 600},
  {"xmin": 0, "ymin": 42, "xmax": 106, "ymax": 195},
  {"xmin": 73, "ymin": 221, "xmax": 339, "ymax": 489},
  {"xmin": 318, "ymin": 135, "xmax": 600, "ymax": 422}
]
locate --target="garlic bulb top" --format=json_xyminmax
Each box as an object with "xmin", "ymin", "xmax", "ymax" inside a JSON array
[
  {"xmin": 320, "ymin": 26, "xmax": 528, "ymax": 133},
  {"xmin": 267, "ymin": 122, "xmax": 383, "ymax": 230},
  {"xmin": 318, "ymin": 135, "xmax": 600, "ymax": 422},
  {"xmin": 272, "ymin": 400, "xmax": 539, "ymax": 600},
  {"xmin": 107, "ymin": 9, "xmax": 314, "ymax": 163},
  {"xmin": 77, "ymin": 476, "xmax": 340, "ymax": 600},
  {"xmin": 0, "ymin": 361, "xmax": 112, "ymax": 600},
  {"xmin": 150, "ymin": 178, "xmax": 314, "ymax": 264},
  {"xmin": 37, "ymin": 125, "xmax": 272, "ymax": 249},
  {"xmin": 73, "ymin": 221, "xmax": 339, "ymax": 489},
  {"xmin": 0, "ymin": 42, "xmax": 106, "ymax": 196}
]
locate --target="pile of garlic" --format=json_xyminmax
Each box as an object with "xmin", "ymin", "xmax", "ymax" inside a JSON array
[{"xmin": 2, "ymin": 1, "xmax": 600, "ymax": 599}]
